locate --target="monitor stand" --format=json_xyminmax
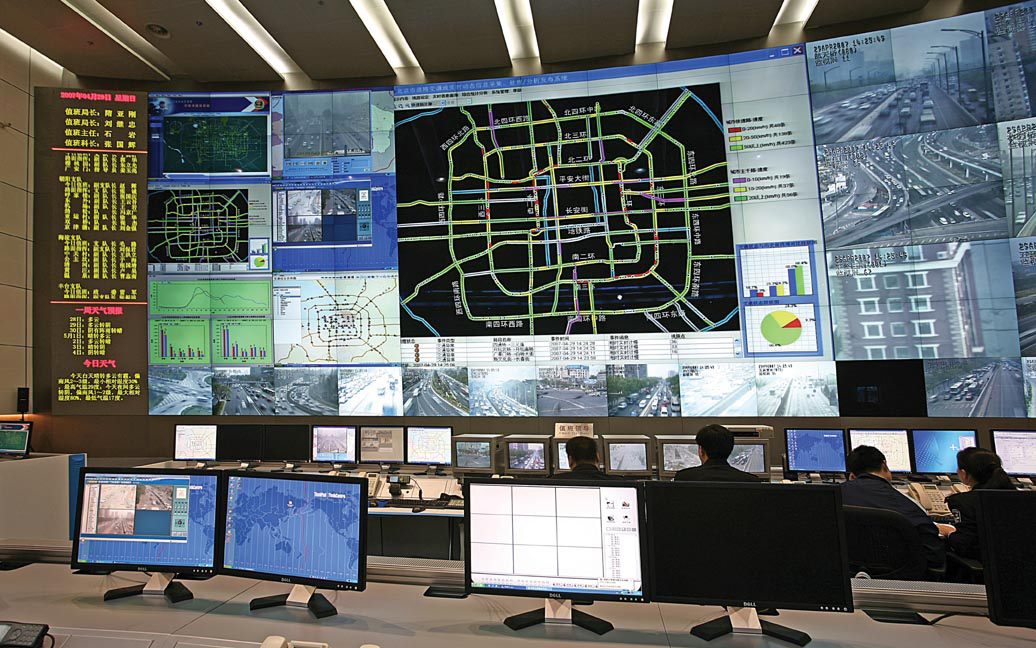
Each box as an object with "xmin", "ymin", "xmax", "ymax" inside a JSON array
[
  {"xmin": 238, "ymin": 461, "xmax": 259, "ymax": 470},
  {"xmin": 104, "ymin": 572, "xmax": 193, "ymax": 604},
  {"xmin": 278, "ymin": 462, "xmax": 301, "ymax": 472},
  {"xmin": 191, "ymin": 461, "xmax": 211, "ymax": 469},
  {"xmin": 250, "ymin": 583, "xmax": 337, "ymax": 619},
  {"xmin": 504, "ymin": 599, "xmax": 612, "ymax": 636},
  {"xmin": 691, "ymin": 607, "xmax": 810, "ymax": 646}
]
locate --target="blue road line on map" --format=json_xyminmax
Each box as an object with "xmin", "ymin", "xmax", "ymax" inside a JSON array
[
  {"xmin": 400, "ymin": 301, "xmax": 440, "ymax": 336},
  {"xmin": 395, "ymin": 108, "xmax": 443, "ymax": 127},
  {"xmin": 684, "ymin": 90, "xmax": 722, "ymax": 131},
  {"xmin": 700, "ymin": 307, "xmax": 739, "ymax": 332},
  {"xmin": 589, "ymin": 165, "xmax": 601, "ymax": 216}
]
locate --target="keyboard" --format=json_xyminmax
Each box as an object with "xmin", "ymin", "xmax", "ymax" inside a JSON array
[{"xmin": 375, "ymin": 497, "xmax": 464, "ymax": 509}]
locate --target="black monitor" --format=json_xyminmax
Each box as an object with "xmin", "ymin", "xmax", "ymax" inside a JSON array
[
  {"xmin": 504, "ymin": 435, "xmax": 551, "ymax": 476},
  {"xmin": 173, "ymin": 424, "xmax": 217, "ymax": 462},
  {"xmin": 222, "ymin": 471, "xmax": 367, "ymax": 617},
  {"xmin": 72, "ymin": 467, "xmax": 221, "ymax": 603},
  {"xmin": 312, "ymin": 425, "xmax": 357, "ymax": 466},
  {"xmin": 977, "ymin": 490, "xmax": 1036, "ymax": 628},
  {"xmin": 215, "ymin": 424, "xmax": 262, "ymax": 462},
  {"xmin": 991, "ymin": 430, "xmax": 1036, "ymax": 476},
  {"xmin": 602, "ymin": 436, "xmax": 654, "ymax": 477},
  {"xmin": 452, "ymin": 435, "xmax": 499, "ymax": 476},
  {"xmin": 359, "ymin": 426, "xmax": 405, "ymax": 464},
  {"xmin": 260, "ymin": 424, "xmax": 311, "ymax": 464},
  {"xmin": 405, "ymin": 426, "xmax": 453, "ymax": 466},
  {"xmin": 0, "ymin": 422, "xmax": 31, "ymax": 458},
  {"xmin": 909, "ymin": 429, "xmax": 977, "ymax": 474},
  {"xmin": 785, "ymin": 429, "xmax": 847, "ymax": 474},
  {"xmin": 646, "ymin": 482, "xmax": 852, "ymax": 643}
]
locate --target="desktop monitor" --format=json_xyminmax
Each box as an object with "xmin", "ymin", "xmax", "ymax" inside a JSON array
[
  {"xmin": 452, "ymin": 435, "xmax": 500, "ymax": 475},
  {"xmin": 0, "ymin": 422, "xmax": 31, "ymax": 458},
  {"xmin": 222, "ymin": 471, "xmax": 367, "ymax": 591},
  {"xmin": 174, "ymin": 424, "xmax": 216, "ymax": 462},
  {"xmin": 260, "ymin": 424, "xmax": 311, "ymax": 462},
  {"xmin": 992, "ymin": 430, "xmax": 1036, "ymax": 476},
  {"xmin": 785, "ymin": 429, "xmax": 847, "ymax": 474},
  {"xmin": 465, "ymin": 478, "xmax": 647, "ymax": 602},
  {"xmin": 848, "ymin": 429, "xmax": 910, "ymax": 473},
  {"xmin": 215, "ymin": 424, "xmax": 262, "ymax": 462},
  {"xmin": 645, "ymin": 481, "xmax": 852, "ymax": 613},
  {"xmin": 977, "ymin": 490, "xmax": 1036, "ymax": 629},
  {"xmin": 727, "ymin": 439, "xmax": 770, "ymax": 478},
  {"xmin": 602, "ymin": 436, "xmax": 654, "ymax": 477},
  {"xmin": 406, "ymin": 426, "xmax": 453, "ymax": 466},
  {"xmin": 552, "ymin": 436, "xmax": 602, "ymax": 473},
  {"xmin": 359, "ymin": 426, "xmax": 404, "ymax": 464},
  {"xmin": 504, "ymin": 436, "xmax": 551, "ymax": 476},
  {"xmin": 656, "ymin": 437, "xmax": 699, "ymax": 478},
  {"xmin": 72, "ymin": 468, "xmax": 221, "ymax": 575},
  {"xmin": 910, "ymin": 429, "xmax": 977, "ymax": 474},
  {"xmin": 312, "ymin": 425, "xmax": 357, "ymax": 464}
]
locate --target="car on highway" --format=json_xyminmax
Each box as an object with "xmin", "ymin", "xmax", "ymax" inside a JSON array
[{"xmin": 638, "ymin": 399, "xmax": 647, "ymax": 408}]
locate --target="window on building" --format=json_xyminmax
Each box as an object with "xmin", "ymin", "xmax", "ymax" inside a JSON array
[
  {"xmin": 858, "ymin": 298, "xmax": 881, "ymax": 315},
  {"xmin": 909, "ymin": 295, "xmax": 933, "ymax": 312},
  {"xmin": 862, "ymin": 322, "xmax": 885, "ymax": 339}
]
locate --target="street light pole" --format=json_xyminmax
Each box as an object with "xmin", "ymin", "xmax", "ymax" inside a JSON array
[
  {"xmin": 942, "ymin": 28, "xmax": 990, "ymax": 115},
  {"xmin": 822, "ymin": 65, "xmax": 841, "ymax": 92},
  {"xmin": 926, "ymin": 51, "xmax": 949, "ymax": 91},
  {"xmin": 933, "ymin": 44, "xmax": 961, "ymax": 103}
]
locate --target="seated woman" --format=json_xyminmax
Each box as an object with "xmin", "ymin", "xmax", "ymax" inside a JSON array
[{"xmin": 946, "ymin": 447, "xmax": 1016, "ymax": 561}]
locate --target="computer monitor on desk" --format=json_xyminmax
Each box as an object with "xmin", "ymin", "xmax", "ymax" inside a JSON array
[
  {"xmin": 215, "ymin": 424, "xmax": 262, "ymax": 467},
  {"xmin": 72, "ymin": 468, "xmax": 221, "ymax": 603},
  {"xmin": 174, "ymin": 424, "xmax": 216, "ymax": 466},
  {"xmin": 0, "ymin": 422, "xmax": 31, "ymax": 458},
  {"xmin": 848, "ymin": 429, "xmax": 910, "ymax": 474},
  {"xmin": 359, "ymin": 426, "xmax": 404, "ymax": 469},
  {"xmin": 785, "ymin": 429, "xmax": 847, "ymax": 476},
  {"xmin": 222, "ymin": 471, "xmax": 367, "ymax": 618},
  {"xmin": 552, "ymin": 436, "xmax": 601, "ymax": 473},
  {"xmin": 312, "ymin": 425, "xmax": 357, "ymax": 471},
  {"xmin": 991, "ymin": 430, "xmax": 1036, "ymax": 477},
  {"xmin": 645, "ymin": 482, "xmax": 852, "ymax": 645},
  {"xmin": 466, "ymin": 478, "xmax": 647, "ymax": 635},
  {"xmin": 504, "ymin": 435, "xmax": 551, "ymax": 476},
  {"xmin": 261, "ymin": 424, "xmax": 311, "ymax": 471},
  {"xmin": 406, "ymin": 426, "xmax": 453, "ymax": 472},
  {"xmin": 452, "ymin": 435, "xmax": 500, "ymax": 476},
  {"xmin": 909, "ymin": 429, "xmax": 976, "ymax": 475},
  {"xmin": 602, "ymin": 435, "xmax": 654, "ymax": 477},
  {"xmin": 656, "ymin": 436, "xmax": 698, "ymax": 478}
]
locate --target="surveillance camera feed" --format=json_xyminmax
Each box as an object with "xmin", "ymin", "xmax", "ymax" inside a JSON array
[
  {"xmin": 508, "ymin": 442, "xmax": 546, "ymax": 471},
  {"xmin": 608, "ymin": 443, "xmax": 649, "ymax": 472},
  {"xmin": 456, "ymin": 440, "xmax": 493, "ymax": 469}
]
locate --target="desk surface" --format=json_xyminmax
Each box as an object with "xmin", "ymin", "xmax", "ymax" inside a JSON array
[{"xmin": 2, "ymin": 564, "xmax": 1035, "ymax": 648}]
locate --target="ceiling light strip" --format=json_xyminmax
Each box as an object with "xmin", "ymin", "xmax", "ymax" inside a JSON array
[
  {"xmin": 773, "ymin": 0, "xmax": 820, "ymax": 27},
  {"xmin": 60, "ymin": 0, "xmax": 171, "ymax": 80},
  {"xmin": 636, "ymin": 0, "xmax": 675, "ymax": 46},
  {"xmin": 350, "ymin": 0, "xmax": 420, "ymax": 70},
  {"xmin": 205, "ymin": 0, "xmax": 303, "ymax": 77},
  {"xmin": 495, "ymin": 0, "xmax": 539, "ymax": 61}
]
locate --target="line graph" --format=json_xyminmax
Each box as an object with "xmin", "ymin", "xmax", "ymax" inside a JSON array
[{"xmin": 149, "ymin": 279, "xmax": 272, "ymax": 316}]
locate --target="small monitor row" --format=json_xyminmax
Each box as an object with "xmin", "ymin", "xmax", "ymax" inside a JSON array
[
  {"xmin": 785, "ymin": 428, "xmax": 1036, "ymax": 476},
  {"xmin": 0, "ymin": 422, "xmax": 32, "ymax": 457},
  {"xmin": 175, "ymin": 424, "xmax": 453, "ymax": 466}
]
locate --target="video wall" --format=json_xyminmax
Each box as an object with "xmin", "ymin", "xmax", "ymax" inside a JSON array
[{"xmin": 72, "ymin": 2, "xmax": 1036, "ymax": 418}]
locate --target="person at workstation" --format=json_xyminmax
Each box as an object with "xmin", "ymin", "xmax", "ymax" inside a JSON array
[
  {"xmin": 945, "ymin": 447, "xmax": 1016, "ymax": 560},
  {"xmin": 552, "ymin": 436, "xmax": 624, "ymax": 481},
  {"xmin": 840, "ymin": 445, "xmax": 949, "ymax": 569},
  {"xmin": 674, "ymin": 424, "xmax": 760, "ymax": 482}
]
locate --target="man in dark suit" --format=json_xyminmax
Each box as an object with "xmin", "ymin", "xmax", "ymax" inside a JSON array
[
  {"xmin": 674, "ymin": 424, "xmax": 761, "ymax": 482},
  {"xmin": 840, "ymin": 445, "xmax": 951, "ymax": 569},
  {"xmin": 552, "ymin": 436, "xmax": 624, "ymax": 480}
]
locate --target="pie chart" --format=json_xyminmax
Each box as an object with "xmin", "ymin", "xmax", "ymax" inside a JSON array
[{"xmin": 760, "ymin": 310, "xmax": 803, "ymax": 346}]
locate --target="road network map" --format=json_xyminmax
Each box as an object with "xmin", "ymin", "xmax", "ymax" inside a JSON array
[
  {"xmin": 148, "ymin": 189, "xmax": 250, "ymax": 264},
  {"xmin": 161, "ymin": 115, "xmax": 268, "ymax": 174},
  {"xmin": 395, "ymin": 83, "xmax": 738, "ymax": 337}
]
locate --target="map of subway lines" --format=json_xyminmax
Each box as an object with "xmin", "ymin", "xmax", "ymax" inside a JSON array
[
  {"xmin": 147, "ymin": 188, "xmax": 249, "ymax": 264},
  {"xmin": 395, "ymin": 82, "xmax": 739, "ymax": 337},
  {"xmin": 162, "ymin": 114, "xmax": 268, "ymax": 174}
]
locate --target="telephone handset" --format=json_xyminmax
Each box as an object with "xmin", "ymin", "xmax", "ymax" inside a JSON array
[
  {"xmin": 359, "ymin": 472, "xmax": 383, "ymax": 498},
  {"xmin": 951, "ymin": 483, "xmax": 969, "ymax": 494},
  {"xmin": 443, "ymin": 478, "xmax": 463, "ymax": 499},
  {"xmin": 908, "ymin": 482, "xmax": 951, "ymax": 515},
  {"xmin": 0, "ymin": 622, "xmax": 49, "ymax": 648}
]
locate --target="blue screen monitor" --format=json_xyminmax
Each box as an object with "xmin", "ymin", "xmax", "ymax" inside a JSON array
[
  {"xmin": 910, "ymin": 429, "xmax": 977, "ymax": 474},
  {"xmin": 786, "ymin": 429, "xmax": 847, "ymax": 473},
  {"xmin": 72, "ymin": 468, "xmax": 220, "ymax": 574},
  {"xmin": 222, "ymin": 472, "xmax": 367, "ymax": 591}
]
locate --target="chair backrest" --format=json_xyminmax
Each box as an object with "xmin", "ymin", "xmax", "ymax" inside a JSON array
[{"xmin": 843, "ymin": 505, "xmax": 928, "ymax": 581}]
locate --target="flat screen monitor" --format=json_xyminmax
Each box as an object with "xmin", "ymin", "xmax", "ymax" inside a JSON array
[
  {"xmin": 466, "ymin": 478, "xmax": 647, "ymax": 601},
  {"xmin": 992, "ymin": 430, "xmax": 1036, "ymax": 476},
  {"xmin": 260, "ymin": 424, "xmax": 311, "ymax": 462},
  {"xmin": 222, "ymin": 472, "xmax": 367, "ymax": 591},
  {"xmin": 506, "ymin": 440, "xmax": 549, "ymax": 475},
  {"xmin": 848, "ymin": 429, "xmax": 910, "ymax": 473},
  {"xmin": 174, "ymin": 424, "xmax": 216, "ymax": 462},
  {"xmin": 359, "ymin": 426, "xmax": 404, "ymax": 464},
  {"xmin": 977, "ymin": 490, "xmax": 1036, "ymax": 629},
  {"xmin": 72, "ymin": 468, "xmax": 220, "ymax": 575},
  {"xmin": 406, "ymin": 426, "xmax": 453, "ymax": 465},
  {"xmin": 0, "ymin": 422, "xmax": 31, "ymax": 457},
  {"xmin": 645, "ymin": 482, "xmax": 852, "ymax": 612},
  {"xmin": 453, "ymin": 437, "xmax": 497, "ymax": 474},
  {"xmin": 910, "ymin": 429, "xmax": 977, "ymax": 474},
  {"xmin": 312, "ymin": 425, "xmax": 357, "ymax": 464},
  {"xmin": 786, "ymin": 429, "xmax": 847, "ymax": 473},
  {"xmin": 215, "ymin": 424, "xmax": 262, "ymax": 462}
]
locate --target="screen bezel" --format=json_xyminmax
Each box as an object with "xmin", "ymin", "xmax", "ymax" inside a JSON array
[
  {"xmin": 644, "ymin": 481, "xmax": 853, "ymax": 612},
  {"xmin": 0, "ymin": 422, "xmax": 31, "ymax": 458},
  {"xmin": 358, "ymin": 426, "xmax": 405, "ymax": 464},
  {"xmin": 463, "ymin": 477, "xmax": 649, "ymax": 603},
  {"xmin": 219, "ymin": 470, "xmax": 368, "ymax": 591},
  {"xmin": 908, "ymin": 429, "xmax": 977, "ymax": 475},
  {"xmin": 259, "ymin": 424, "xmax": 312, "ymax": 462},
  {"xmin": 847, "ymin": 428, "xmax": 911, "ymax": 473},
  {"xmin": 452, "ymin": 438, "xmax": 497, "ymax": 474},
  {"xmin": 784, "ymin": 428, "xmax": 847, "ymax": 474},
  {"xmin": 405, "ymin": 425, "xmax": 454, "ymax": 466},
  {"xmin": 311, "ymin": 425, "xmax": 358, "ymax": 464},
  {"xmin": 71, "ymin": 466, "xmax": 223, "ymax": 576},
  {"xmin": 504, "ymin": 440, "xmax": 551, "ymax": 475},
  {"xmin": 603, "ymin": 440, "xmax": 653, "ymax": 476},
  {"xmin": 991, "ymin": 430, "xmax": 1036, "ymax": 476}
]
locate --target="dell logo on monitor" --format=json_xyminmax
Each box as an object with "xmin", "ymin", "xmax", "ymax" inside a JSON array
[
  {"xmin": 743, "ymin": 601, "xmax": 756, "ymax": 608},
  {"xmin": 548, "ymin": 592, "xmax": 562, "ymax": 599}
]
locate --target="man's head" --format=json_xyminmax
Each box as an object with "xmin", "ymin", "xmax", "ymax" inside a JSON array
[
  {"xmin": 846, "ymin": 445, "xmax": 892, "ymax": 482},
  {"xmin": 565, "ymin": 435, "xmax": 599, "ymax": 468},
  {"xmin": 695, "ymin": 424, "xmax": 734, "ymax": 463}
]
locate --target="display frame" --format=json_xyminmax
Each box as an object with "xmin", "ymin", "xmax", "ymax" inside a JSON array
[
  {"xmin": 784, "ymin": 428, "xmax": 847, "ymax": 474},
  {"xmin": 0, "ymin": 422, "xmax": 32, "ymax": 458},
  {"xmin": 908, "ymin": 428, "xmax": 978, "ymax": 475},
  {"xmin": 990, "ymin": 429, "xmax": 1036, "ymax": 476},
  {"xmin": 404, "ymin": 425, "xmax": 454, "ymax": 466}
]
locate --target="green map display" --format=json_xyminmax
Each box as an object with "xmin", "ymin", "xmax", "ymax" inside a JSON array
[{"xmin": 161, "ymin": 115, "xmax": 268, "ymax": 174}]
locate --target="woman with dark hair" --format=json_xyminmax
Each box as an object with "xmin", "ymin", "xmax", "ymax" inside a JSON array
[{"xmin": 945, "ymin": 447, "xmax": 1016, "ymax": 560}]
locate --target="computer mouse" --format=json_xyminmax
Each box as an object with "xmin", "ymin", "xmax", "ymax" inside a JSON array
[{"xmin": 412, "ymin": 506, "xmax": 427, "ymax": 513}]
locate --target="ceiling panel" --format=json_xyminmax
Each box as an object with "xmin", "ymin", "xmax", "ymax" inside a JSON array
[
  {"xmin": 667, "ymin": 0, "xmax": 784, "ymax": 49},
  {"xmin": 806, "ymin": 0, "xmax": 931, "ymax": 29},
  {"xmin": 100, "ymin": 0, "xmax": 278, "ymax": 82},
  {"xmin": 530, "ymin": 0, "xmax": 637, "ymax": 64},
  {"xmin": 242, "ymin": 0, "xmax": 393, "ymax": 80},
  {"xmin": 387, "ymin": 0, "xmax": 509, "ymax": 73},
  {"xmin": 0, "ymin": 0, "xmax": 165, "ymax": 81}
]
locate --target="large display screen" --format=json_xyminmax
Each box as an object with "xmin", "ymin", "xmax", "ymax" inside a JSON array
[{"xmin": 38, "ymin": 2, "xmax": 1036, "ymax": 419}]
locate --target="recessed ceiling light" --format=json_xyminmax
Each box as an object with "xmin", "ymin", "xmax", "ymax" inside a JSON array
[{"xmin": 146, "ymin": 23, "xmax": 170, "ymax": 39}]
